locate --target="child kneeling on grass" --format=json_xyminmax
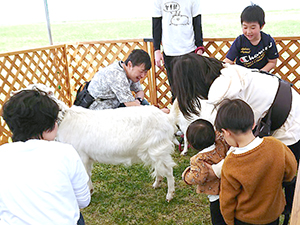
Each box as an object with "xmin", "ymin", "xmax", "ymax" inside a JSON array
[
  {"xmin": 182, "ymin": 119, "xmax": 229, "ymax": 225},
  {"xmin": 215, "ymin": 99, "xmax": 297, "ymax": 225}
]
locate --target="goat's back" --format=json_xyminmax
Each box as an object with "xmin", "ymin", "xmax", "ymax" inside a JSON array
[{"xmin": 56, "ymin": 105, "xmax": 176, "ymax": 165}]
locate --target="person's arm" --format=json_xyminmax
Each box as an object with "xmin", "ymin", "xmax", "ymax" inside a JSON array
[
  {"xmin": 124, "ymin": 84, "xmax": 144, "ymax": 106},
  {"xmin": 135, "ymin": 90, "xmax": 144, "ymax": 99},
  {"xmin": 260, "ymin": 59, "xmax": 277, "ymax": 72},
  {"xmin": 225, "ymin": 36, "xmax": 240, "ymax": 64},
  {"xmin": 74, "ymin": 182, "xmax": 91, "ymax": 209},
  {"xmin": 224, "ymin": 58, "xmax": 235, "ymax": 65},
  {"xmin": 182, "ymin": 158, "xmax": 212, "ymax": 185},
  {"xmin": 108, "ymin": 70, "xmax": 139, "ymax": 107},
  {"xmin": 262, "ymin": 35, "xmax": 279, "ymax": 72},
  {"xmin": 124, "ymin": 100, "xmax": 141, "ymax": 107},
  {"xmin": 152, "ymin": 17, "xmax": 164, "ymax": 69},
  {"xmin": 193, "ymin": 14, "xmax": 204, "ymax": 55},
  {"xmin": 70, "ymin": 149, "xmax": 91, "ymax": 208},
  {"xmin": 210, "ymin": 159, "xmax": 224, "ymax": 179}
]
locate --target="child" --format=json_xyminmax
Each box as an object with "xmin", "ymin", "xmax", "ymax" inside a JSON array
[
  {"xmin": 215, "ymin": 99, "xmax": 297, "ymax": 225},
  {"xmin": 0, "ymin": 90, "xmax": 91, "ymax": 225},
  {"xmin": 182, "ymin": 119, "xmax": 229, "ymax": 225},
  {"xmin": 224, "ymin": 4, "xmax": 279, "ymax": 72}
]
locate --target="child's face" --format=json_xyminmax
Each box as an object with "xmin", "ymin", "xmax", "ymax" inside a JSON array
[{"xmin": 242, "ymin": 21, "xmax": 262, "ymax": 44}]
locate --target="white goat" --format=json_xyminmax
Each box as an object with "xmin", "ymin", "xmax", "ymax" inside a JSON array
[
  {"xmin": 15, "ymin": 84, "xmax": 178, "ymax": 202},
  {"xmin": 176, "ymin": 100, "xmax": 216, "ymax": 155}
]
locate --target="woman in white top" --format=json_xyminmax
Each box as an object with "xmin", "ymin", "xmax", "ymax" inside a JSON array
[{"xmin": 0, "ymin": 90, "xmax": 91, "ymax": 225}]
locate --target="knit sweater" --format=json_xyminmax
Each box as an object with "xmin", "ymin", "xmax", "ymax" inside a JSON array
[
  {"xmin": 220, "ymin": 136, "xmax": 297, "ymax": 225},
  {"xmin": 182, "ymin": 138, "xmax": 229, "ymax": 195}
]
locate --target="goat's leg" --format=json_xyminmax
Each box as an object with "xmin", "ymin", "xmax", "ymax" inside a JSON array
[
  {"xmin": 180, "ymin": 133, "xmax": 189, "ymax": 156},
  {"xmin": 165, "ymin": 167, "xmax": 175, "ymax": 202},
  {"xmin": 152, "ymin": 159, "xmax": 175, "ymax": 202},
  {"xmin": 152, "ymin": 176, "xmax": 163, "ymax": 189}
]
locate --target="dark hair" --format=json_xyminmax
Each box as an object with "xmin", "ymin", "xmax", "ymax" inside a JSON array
[
  {"xmin": 187, "ymin": 119, "xmax": 216, "ymax": 151},
  {"xmin": 172, "ymin": 53, "xmax": 223, "ymax": 119},
  {"xmin": 2, "ymin": 90, "xmax": 59, "ymax": 142},
  {"xmin": 124, "ymin": 49, "xmax": 151, "ymax": 71},
  {"xmin": 215, "ymin": 99, "xmax": 254, "ymax": 134},
  {"xmin": 241, "ymin": 4, "xmax": 265, "ymax": 27}
]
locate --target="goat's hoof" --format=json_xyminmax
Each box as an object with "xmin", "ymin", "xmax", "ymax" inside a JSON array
[
  {"xmin": 90, "ymin": 188, "xmax": 94, "ymax": 195},
  {"xmin": 180, "ymin": 151, "xmax": 187, "ymax": 156},
  {"xmin": 153, "ymin": 182, "xmax": 160, "ymax": 189},
  {"xmin": 166, "ymin": 192, "xmax": 174, "ymax": 202},
  {"xmin": 153, "ymin": 178, "xmax": 163, "ymax": 189}
]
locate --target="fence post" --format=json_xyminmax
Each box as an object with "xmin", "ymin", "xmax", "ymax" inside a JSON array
[{"xmin": 144, "ymin": 38, "xmax": 158, "ymax": 106}]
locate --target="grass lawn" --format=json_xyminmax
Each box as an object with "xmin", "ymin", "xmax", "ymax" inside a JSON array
[
  {"xmin": 83, "ymin": 146, "xmax": 213, "ymax": 225},
  {"xmin": 0, "ymin": 9, "xmax": 299, "ymax": 53},
  {"xmin": 0, "ymin": 9, "xmax": 298, "ymax": 224}
]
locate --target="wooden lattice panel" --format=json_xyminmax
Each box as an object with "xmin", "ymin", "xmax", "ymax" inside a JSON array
[
  {"xmin": 0, "ymin": 37, "xmax": 300, "ymax": 145},
  {"xmin": 273, "ymin": 37, "xmax": 300, "ymax": 93},
  {"xmin": 154, "ymin": 67, "xmax": 172, "ymax": 108},
  {"xmin": 0, "ymin": 45, "xmax": 71, "ymax": 144},
  {"xmin": 66, "ymin": 39, "xmax": 151, "ymax": 103},
  {"xmin": 203, "ymin": 38, "xmax": 234, "ymax": 60},
  {"xmin": 150, "ymin": 37, "xmax": 300, "ymax": 105}
]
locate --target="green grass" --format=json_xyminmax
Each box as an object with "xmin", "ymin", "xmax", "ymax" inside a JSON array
[
  {"xmin": 0, "ymin": 9, "xmax": 299, "ymax": 53},
  {"xmin": 82, "ymin": 146, "xmax": 213, "ymax": 225}
]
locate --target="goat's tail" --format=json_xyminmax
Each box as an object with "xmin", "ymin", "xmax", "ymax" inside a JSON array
[{"xmin": 168, "ymin": 98, "xmax": 180, "ymax": 128}]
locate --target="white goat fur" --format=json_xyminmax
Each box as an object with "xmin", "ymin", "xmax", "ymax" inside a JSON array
[
  {"xmin": 176, "ymin": 100, "xmax": 216, "ymax": 155},
  {"xmin": 16, "ymin": 84, "xmax": 178, "ymax": 201}
]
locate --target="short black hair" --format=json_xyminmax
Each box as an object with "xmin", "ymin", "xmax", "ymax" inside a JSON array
[
  {"xmin": 2, "ymin": 90, "xmax": 59, "ymax": 142},
  {"xmin": 124, "ymin": 49, "xmax": 152, "ymax": 71},
  {"xmin": 241, "ymin": 4, "xmax": 265, "ymax": 27},
  {"xmin": 187, "ymin": 119, "xmax": 216, "ymax": 151},
  {"xmin": 215, "ymin": 99, "xmax": 254, "ymax": 134}
]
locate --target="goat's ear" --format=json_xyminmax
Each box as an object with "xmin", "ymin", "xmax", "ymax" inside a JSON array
[
  {"xmin": 46, "ymin": 90, "xmax": 55, "ymax": 96},
  {"xmin": 11, "ymin": 90, "xmax": 21, "ymax": 96}
]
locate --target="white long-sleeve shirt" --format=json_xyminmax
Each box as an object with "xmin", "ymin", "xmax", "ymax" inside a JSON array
[
  {"xmin": 209, "ymin": 64, "xmax": 300, "ymax": 177},
  {"xmin": 0, "ymin": 140, "xmax": 90, "ymax": 225},
  {"xmin": 208, "ymin": 64, "xmax": 300, "ymax": 146}
]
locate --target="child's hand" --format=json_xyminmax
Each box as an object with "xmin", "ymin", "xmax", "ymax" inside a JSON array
[{"xmin": 204, "ymin": 162, "xmax": 218, "ymax": 181}]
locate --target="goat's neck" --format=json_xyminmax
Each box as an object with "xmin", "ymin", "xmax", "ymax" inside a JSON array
[{"xmin": 56, "ymin": 100, "xmax": 69, "ymax": 125}]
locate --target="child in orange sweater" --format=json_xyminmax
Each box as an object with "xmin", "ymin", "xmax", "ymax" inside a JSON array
[
  {"xmin": 182, "ymin": 119, "xmax": 229, "ymax": 225},
  {"xmin": 215, "ymin": 99, "xmax": 297, "ymax": 225}
]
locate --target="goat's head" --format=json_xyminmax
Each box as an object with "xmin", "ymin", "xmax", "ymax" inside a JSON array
[{"xmin": 12, "ymin": 83, "xmax": 55, "ymax": 97}]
